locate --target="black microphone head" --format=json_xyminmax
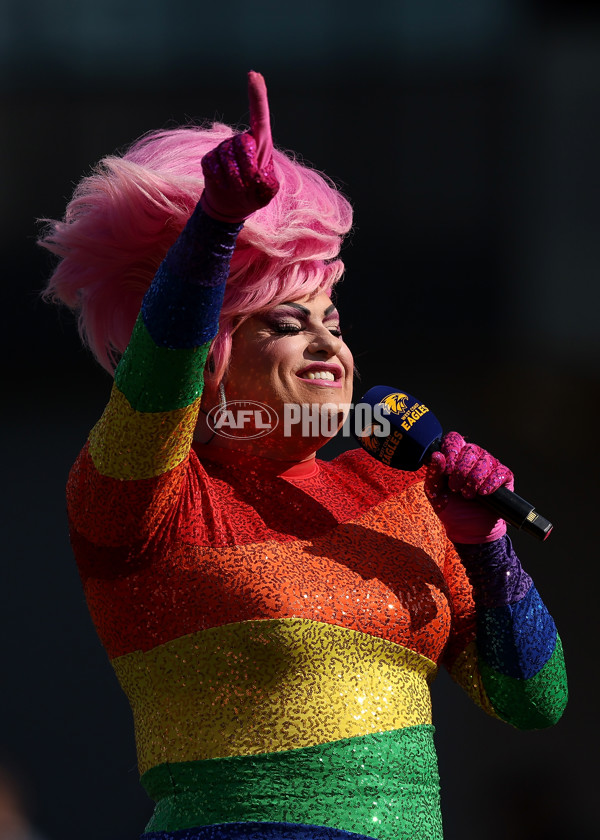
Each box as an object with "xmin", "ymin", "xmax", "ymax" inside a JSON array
[{"xmin": 352, "ymin": 386, "xmax": 443, "ymax": 471}]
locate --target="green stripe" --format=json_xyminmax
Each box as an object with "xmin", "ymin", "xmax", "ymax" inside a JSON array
[
  {"xmin": 481, "ymin": 635, "xmax": 568, "ymax": 729},
  {"xmin": 140, "ymin": 726, "xmax": 442, "ymax": 840},
  {"xmin": 115, "ymin": 315, "xmax": 210, "ymax": 412}
]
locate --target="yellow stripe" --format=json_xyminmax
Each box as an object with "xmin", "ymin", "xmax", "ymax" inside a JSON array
[
  {"xmin": 112, "ymin": 618, "xmax": 437, "ymax": 775},
  {"xmin": 449, "ymin": 640, "xmax": 499, "ymax": 719},
  {"xmin": 88, "ymin": 384, "xmax": 199, "ymax": 480}
]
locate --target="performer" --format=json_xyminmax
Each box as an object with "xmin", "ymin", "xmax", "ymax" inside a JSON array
[{"xmin": 40, "ymin": 72, "xmax": 567, "ymax": 840}]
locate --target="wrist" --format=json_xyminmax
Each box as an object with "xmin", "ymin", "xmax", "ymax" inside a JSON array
[
  {"xmin": 445, "ymin": 516, "xmax": 507, "ymax": 545},
  {"xmin": 199, "ymin": 192, "xmax": 250, "ymax": 225}
]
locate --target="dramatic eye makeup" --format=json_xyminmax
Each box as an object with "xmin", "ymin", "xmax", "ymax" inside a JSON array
[
  {"xmin": 261, "ymin": 302, "xmax": 342, "ymax": 336},
  {"xmin": 322, "ymin": 305, "xmax": 342, "ymax": 337}
]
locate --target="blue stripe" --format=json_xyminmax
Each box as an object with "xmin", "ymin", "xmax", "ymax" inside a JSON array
[
  {"xmin": 478, "ymin": 585, "xmax": 557, "ymax": 678},
  {"xmin": 142, "ymin": 823, "xmax": 377, "ymax": 840},
  {"xmin": 142, "ymin": 266, "xmax": 226, "ymax": 349},
  {"xmin": 141, "ymin": 205, "xmax": 241, "ymax": 349}
]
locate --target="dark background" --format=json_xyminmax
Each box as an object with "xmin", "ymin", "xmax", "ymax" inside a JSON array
[{"xmin": 2, "ymin": 1, "xmax": 598, "ymax": 838}]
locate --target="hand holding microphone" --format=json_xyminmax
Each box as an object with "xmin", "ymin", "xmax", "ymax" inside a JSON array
[
  {"xmin": 353, "ymin": 386, "xmax": 553, "ymax": 542},
  {"xmin": 424, "ymin": 431, "xmax": 514, "ymax": 544}
]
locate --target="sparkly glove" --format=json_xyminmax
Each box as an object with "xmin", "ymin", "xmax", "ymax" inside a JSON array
[
  {"xmin": 424, "ymin": 431, "xmax": 514, "ymax": 544},
  {"xmin": 200, "ymin": 71, "xmax": 280, "ymax": 223}
]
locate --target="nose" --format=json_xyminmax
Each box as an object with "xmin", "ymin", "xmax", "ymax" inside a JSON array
[{"xmin": 306, "ymin": 325, "xmax": 343, "ymax": 357}]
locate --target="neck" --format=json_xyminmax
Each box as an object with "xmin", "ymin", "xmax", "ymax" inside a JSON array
[
  {"xmin": 192, "ymin": 438, "xmax": 321, "ymax": 480},
  {"xmin": 196, "ymin": 429, "xmax": 320, "ymax": 463}
]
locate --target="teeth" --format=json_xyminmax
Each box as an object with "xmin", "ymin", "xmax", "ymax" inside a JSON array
[{"xmin": 305, "ymin": 371, "xmax": 335, "ymax": 380}]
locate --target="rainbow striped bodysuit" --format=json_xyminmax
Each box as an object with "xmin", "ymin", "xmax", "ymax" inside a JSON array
[{"xmin": 67, "ymin": 207, "xmax": 567, "ymax": 840}]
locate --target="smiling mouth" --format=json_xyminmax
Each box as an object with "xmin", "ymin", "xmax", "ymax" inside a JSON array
[
  {"xmin": 296, "ymin": 369, "xmax": 343, "ymax": 388},
  {"xmin": 303, "ymin": 371, "xmax": 336, "ymax": 381},
  {"xmin": 296, "ymin": 362, "xmax": 343, "ymax": 382}
]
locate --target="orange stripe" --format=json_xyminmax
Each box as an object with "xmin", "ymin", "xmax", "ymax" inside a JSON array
[{"xmin": 83, "ymin": 486, "xmax": 454, "ymax": 662}]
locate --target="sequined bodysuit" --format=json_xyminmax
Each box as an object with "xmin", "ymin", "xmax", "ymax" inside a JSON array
[{"xmin": 67, "ymin": 207, "xmax": 567, "ymax": 840}]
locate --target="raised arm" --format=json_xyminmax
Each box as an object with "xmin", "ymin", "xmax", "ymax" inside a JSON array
[{"xmin": 68, "ymin": 73, "xmax": 279, "ymax": 550}]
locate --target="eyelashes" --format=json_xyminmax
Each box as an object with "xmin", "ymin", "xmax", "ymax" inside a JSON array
[
  {"xmin": 270, "ymin": 321, "xmax": 343, "ymax": 338},
  {"xmin": 270, "ymin": 321, "xmax": 303, "ymax": 334},
  {"xmin": 261, "ymin": 309, "xmax": 343, "ymax": 338}
]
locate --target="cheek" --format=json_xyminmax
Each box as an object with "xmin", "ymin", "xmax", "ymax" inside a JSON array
[
  {"xmin": 227, "ymin": 345, "xmax": 290, "ymax": 399},
  {"xmin": 267, "ymin": 339, "xmax": 304, "ymax": 372},
  {"xmin": 341, "ymin": 344, "xmax": 354, "ymax": 373}
]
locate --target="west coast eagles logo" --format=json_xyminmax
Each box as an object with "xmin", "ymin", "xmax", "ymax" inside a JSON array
[
  {"xmin": 379, "ymin": 393, "xmax": 409, "ymax": 415},
  {"xmin": 357, "ymin": 423, "xmax": 381, "ymax": 453}
]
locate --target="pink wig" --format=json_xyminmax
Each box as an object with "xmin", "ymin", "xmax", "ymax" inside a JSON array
[{"xmin": 40, "ymin": 124, "xmax": 353, "ymax": 381}]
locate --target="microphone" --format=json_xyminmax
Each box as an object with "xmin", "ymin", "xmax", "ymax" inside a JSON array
[{"xmin": 352, "ymin": 386, "xmax": 553, "ymax": 541}]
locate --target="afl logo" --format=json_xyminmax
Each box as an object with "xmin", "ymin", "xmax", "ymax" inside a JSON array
[
  {"xmin": 207, "ymin": 400, "xmax": 279, "ymax": 440},
  {"xmin": 379, "ymin": 393, "xmax": 409, "ymax": 415}
]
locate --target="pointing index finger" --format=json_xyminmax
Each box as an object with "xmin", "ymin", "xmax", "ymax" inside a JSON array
[{"xmin": 247, "ymin": 70, "xmax": 273, "ymax": 169}]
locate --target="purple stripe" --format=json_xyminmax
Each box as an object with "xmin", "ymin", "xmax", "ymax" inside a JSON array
[
  {"xmin": 454, "ymin": 536, "xmax": 532, "ymax": 607},
  {"xmin": 142, "ymin": 205, "xmax": 242, "ymax": 349}
]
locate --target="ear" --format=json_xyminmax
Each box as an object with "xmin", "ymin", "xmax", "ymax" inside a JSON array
[{"xmin": 201, "ymin": 352, "xmax": 218, "ymax": 398}]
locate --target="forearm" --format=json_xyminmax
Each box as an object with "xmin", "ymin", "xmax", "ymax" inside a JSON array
[
  {"xmin": 95, "ymin": 204, "xmax": 240, "ymax": 460},
  {"xmin": 456, "ymin": 537, "xmax": 568, "ymax": 729},
  {"xmin": 139, "ymin": 203, "xmax": 242, "ymax": 350},
  {"xmin": 68, "ymin": 72, "xmax": 277, "ymax": 551},
  {"xmin": 69, "ymin": 206, "xmax": 242, "ymax": 543}
]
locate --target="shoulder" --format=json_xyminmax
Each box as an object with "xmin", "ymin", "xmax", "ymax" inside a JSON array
[
  {"xmin": 319, "ymin": 446, "xmax": 427, "ymax": 498},
  {"xmin": 317, "ymin": 447, "xmax": 448, "ymax": 559}
]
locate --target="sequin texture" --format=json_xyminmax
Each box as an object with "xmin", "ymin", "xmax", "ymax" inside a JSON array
[{"xmin": 66, "ymin": 207, "xmax": 567, "ymax": 840}]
